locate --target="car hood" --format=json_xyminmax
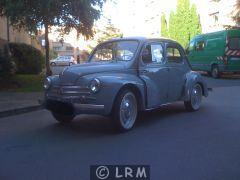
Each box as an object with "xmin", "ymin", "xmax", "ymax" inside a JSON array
[{"xmin": 59, "ymin": 62, "xmax": 126, "ymax": 84}]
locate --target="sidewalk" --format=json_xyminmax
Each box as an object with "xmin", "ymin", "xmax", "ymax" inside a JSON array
[{"xmin": 0, "ymin": 92, "xmax": 44, "ymax": 118}]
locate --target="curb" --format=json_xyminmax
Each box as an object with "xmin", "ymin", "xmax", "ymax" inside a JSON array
[{"xmin": 0, "ymin": 105, "xmax": 43, "ymax": 118}]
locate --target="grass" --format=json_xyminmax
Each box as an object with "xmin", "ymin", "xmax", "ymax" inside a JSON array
[{"xmin": 0, "ymin": 74, "xmax": 44, "ymax": 92}]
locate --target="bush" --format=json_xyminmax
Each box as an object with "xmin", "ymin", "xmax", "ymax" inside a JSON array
[
  {"xmin": 8, "ymin": 43, "xmax": 44, "ymax": 74},
  {"xmin": 0, "ymin": 47, "xmax": 16, "ymax": 77}
]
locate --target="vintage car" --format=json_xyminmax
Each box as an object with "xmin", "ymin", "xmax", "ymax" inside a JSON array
[{"xmin": 44, "ymin": 37, "xmax": 208, "ymax": 132}]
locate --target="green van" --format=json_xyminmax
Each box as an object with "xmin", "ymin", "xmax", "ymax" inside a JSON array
[{"xmin": 187, "ymin": 30, "xmax": 240, "ymax": 78}]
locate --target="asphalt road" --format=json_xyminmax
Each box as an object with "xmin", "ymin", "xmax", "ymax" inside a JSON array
[{"xmin": 0, "ymin": 77, "xmax": 240, "ymax": 180}]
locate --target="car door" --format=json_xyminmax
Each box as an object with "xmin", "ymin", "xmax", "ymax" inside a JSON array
[
  {"xmin": 193, "ymin": 39, "xmax": 206, "ymax": 71},
  {"xmin": 64, "ymin": 57, "xmax": 70, "ymax": 66},
  {"xmin": 139, "ymin": 42, "xmax": 169, "ymax": 108},
  {"xmin": 166, "ymin": 43, "xmax": 188, "ymax": 102},
  {"xmin": 57, "ymin": 56, "xmax": 65, "ymax": 66},
  {"xmin": 187, "ymin": 40, "xmax": 197, "ymax": 68}
]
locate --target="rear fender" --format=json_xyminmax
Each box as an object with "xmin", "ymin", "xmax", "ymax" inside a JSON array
[{"xmin": 183, "ymin": 71, "xmax": 208, "ymax": 101}]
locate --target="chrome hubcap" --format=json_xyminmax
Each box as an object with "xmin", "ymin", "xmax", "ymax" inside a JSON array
[
  {"xmin": 212, "ymin": 68, "xmax": 218, "ymax": 77},
  {"xmin": 191, "ymin": 84, "xmax": 202, "ymax": 110},
  {"xmin": 120, "ymin": 92, "xmax": 137, "ymax": 129}
]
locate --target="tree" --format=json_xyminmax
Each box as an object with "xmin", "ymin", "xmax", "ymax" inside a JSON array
[
  {"xmin": 232, "ymin": 0, "xmax": 240, "ymax": 25},
  {"xmin": 175, "ymin": 0, "xmax": 191, "ymax": 47},
  {"xmin": 169, "ymin": 11, "xmax": 177, "ymax": 40},
  {"xmin": 96, "ymin": 20, "xmax": 123, "ymax": 44},
  {"xmin": 161, "ymin": 13, "xmax": 169, "ymax": 37},
  {"xmin": 0, "ymin": 0, "xmax": 105, "ymax": 76},
  {"xmin": 168, "ymin": 0, "xmax": 201, "ymax": 47},
  {"xmin": 189, "ymin": 4, "xmax": 202, "ymax": 40}
]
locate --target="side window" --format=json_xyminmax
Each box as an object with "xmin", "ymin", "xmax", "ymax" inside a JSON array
[
  {"xmin": 229, "ymin": 37, "xmax": 240, "ymax": 50},
  {"xmin": 142, "ymin": 44, "xmax": 164, "ymax": 64},
  {"xmin": 167, "ymin": 46, "xmax": 183, "ymax": 63},
  {"xmin": 58, "ymin": 57, "xmax": 64, "ymax": 61},
  {"xmin": 196, "ymin": 41, "xmax": 205, "ymax": 51}
]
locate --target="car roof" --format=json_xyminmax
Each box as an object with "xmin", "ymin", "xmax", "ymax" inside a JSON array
[{"xmin": 106, "ymin": 36, "xmax": 180, "ymax": 45}]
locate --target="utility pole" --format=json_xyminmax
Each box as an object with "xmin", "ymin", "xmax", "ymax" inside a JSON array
[
  {"xmin": 6, "ymin": 17, "xmax": 10, "ymax": 43},
  {"xmin": 5, "ymin": 17, "xmax": 10, "ymax": 57}
]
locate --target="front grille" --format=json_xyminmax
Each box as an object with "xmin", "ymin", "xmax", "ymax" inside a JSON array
[
  {"xmin": 61, "ymin": 86, "xmax": 91, "ymax": 95},
  {"xmin": 48, "ymin": 85, "xmax": 91, "ymax": 97}
]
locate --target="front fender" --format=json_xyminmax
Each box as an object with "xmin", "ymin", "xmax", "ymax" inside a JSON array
[
  {"xmin": 183, "ymin": 71, "xmax": 208, "ymax": 101},
  {"xmin": 79, "ymin": 72, "xmax": 145, "ymax": 115}
]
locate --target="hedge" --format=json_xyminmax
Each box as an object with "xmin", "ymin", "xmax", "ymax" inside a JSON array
[
  {"xmin": 9, "ymin": 43, "xmax": 44, "ymax": 74},
  {"xmin": 0, "ymin": 47, "xmax": 16, "ymax": 77}
]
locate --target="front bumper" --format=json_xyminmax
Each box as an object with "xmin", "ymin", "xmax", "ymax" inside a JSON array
[
  {"xmin": 44, "ymin": 98, "xmax": 105, "ymax": 115},
  {"xmin": 44, "ymin": 85, "xmax": 106, "ymax": 115}
]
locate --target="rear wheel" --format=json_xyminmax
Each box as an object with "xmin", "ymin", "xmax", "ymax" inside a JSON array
[
  {"xmin": 52, "ymin": 112, "xmax": 75, "ymax": 124},
  {"xmin": 184, "ymin": 83, "xmax": 202, "ymax": 112},
  {"xmin": 211, "ymin": 65, "xmax": 220, "ymax": 78},
  {"xmin": 51, "ymin": 62, "xmax": 56, "ymax": 66},
  {"xmin": 112, "ymin": 89, "xmax": 138, "ymax": 132}
]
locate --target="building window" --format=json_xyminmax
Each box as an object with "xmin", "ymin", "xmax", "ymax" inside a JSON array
[
  {"xmin": 66, "ymin": 46, "xmax": 73, "ymax": 51},
  {"xmin": 53, "ymin": 47, "xmax": 61, "ymax": 51}
]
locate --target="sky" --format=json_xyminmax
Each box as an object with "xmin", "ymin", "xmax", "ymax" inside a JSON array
[
  {"xmin": 99, "ymin": 0, "xmax": 178, "ymax": 36},
  {"xmin": 94, "ymin": 0, "xmax": 209, "ymax": 36},
  {"xmin": 48, "ymin": 0, "xmax": 224, "ymax": 50}
]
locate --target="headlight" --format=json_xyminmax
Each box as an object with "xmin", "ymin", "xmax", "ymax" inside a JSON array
[
  {"xmin": 89, "ymin": 78, "xmax": 101, "ymax": 93},
  {"xmin": 44, "ymin": 77, "xmax": 51, "ymax": 90}
]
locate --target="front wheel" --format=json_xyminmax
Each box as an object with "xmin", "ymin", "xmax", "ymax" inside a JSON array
[
  {"xmin": 184, "ymin": 84, "xmax": 202, "ymax": 112},
  {"xmin": 211, "ymin": 65, "xmax": 220, "ymax": 78},
  {"xmin": 52, "ymin": 112, "xmax": 75, "ymax": 124},
  {"xmin": 112, "ymin": 89, "xmax": 138, "ymax": 132},
  {"xmin": 51, "ymin": 62, "xmax": 56, "ymax": 66}
]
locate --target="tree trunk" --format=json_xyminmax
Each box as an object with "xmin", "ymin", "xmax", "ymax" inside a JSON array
[
  {"xmin": 5, "ymin": 17, "xmax": 11, "ymax": 58},
  {"xmin": 44, "ymin": 23, "xmax": 51, "ymax": 76}
]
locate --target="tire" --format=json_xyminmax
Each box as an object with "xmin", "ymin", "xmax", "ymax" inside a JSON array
[
  {"xmin": 52, "ymin": 112, "xmax": 75, "ymax": 124},
  {"xmin": 184, "ymin": 83, "xmax": 203, "ymax": 112},
  {"xmin": 69, "ymin": 62, "xmax": 74, "ymax": 66},
  {"xmin": 51, "ymin": 62, "xmax": 56, "ymax": 66},
  {"xmin": 211, "ymin": 65, "xmax": 220, "ymax": 78},
  {"xmin": 112, "ymin": 89, "xmax": 138, "ymax": 132}
]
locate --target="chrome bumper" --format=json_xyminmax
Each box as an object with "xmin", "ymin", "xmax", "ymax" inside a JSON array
[
  {"xmin": 45, "ymin": 85, "xmax": 106, "ymax": 115},
  {"xmin": 44, "ymin": 98, "xmax": 105, "ymax": 115},
  {"xmin": 73, "ymin": 103, "xmax": 105, "ymax": 114}
]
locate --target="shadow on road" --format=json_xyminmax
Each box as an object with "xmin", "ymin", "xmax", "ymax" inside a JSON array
[
  {"xmin": 40, "ymin": 103, "xmax": 189, "ymax": 137},
  {"xmin": 201, "ymin": 72, "xmax": 240, "ymax": 80},
  {"xmin": 136, "ymin": 102, "xmax": 188, "ymax": 127}
]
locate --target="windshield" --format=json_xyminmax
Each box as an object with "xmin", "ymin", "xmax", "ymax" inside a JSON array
[{"xmin": 89, "ymin": 40, "xmax": 139, "ymax": 62}]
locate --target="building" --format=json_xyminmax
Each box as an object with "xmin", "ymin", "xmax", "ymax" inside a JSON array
[
  {"xmin": 0, "ymin": 16, "xmax": 41, "ymax": 51},
  {"xmin": 144, "ymin": 0, "xmax": 162, "ymax": 37},
  {"xmin": 51, "ymin": 41, "xmax": 74, "ymax": 57},
  {"xmin": 200, "ymin": 0, "xmax": 239, "ymax": 33}
]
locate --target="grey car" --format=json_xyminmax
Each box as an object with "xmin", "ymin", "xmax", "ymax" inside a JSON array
[{"xmin": 44, "ymin": 37, "xmax": 208, "ymax": 132}]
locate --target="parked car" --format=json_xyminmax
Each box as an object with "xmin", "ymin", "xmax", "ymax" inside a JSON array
[
  {"xmin": 50, "ymin": 56, "xmax": 76, "ymax": 66},
  {"xmin": 44, "ymin": 37, "xmax": 208, "ymax": 132},
  {"xmin": 187, "ymin": 30, "xmax": 240, "ymax": 78}
]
